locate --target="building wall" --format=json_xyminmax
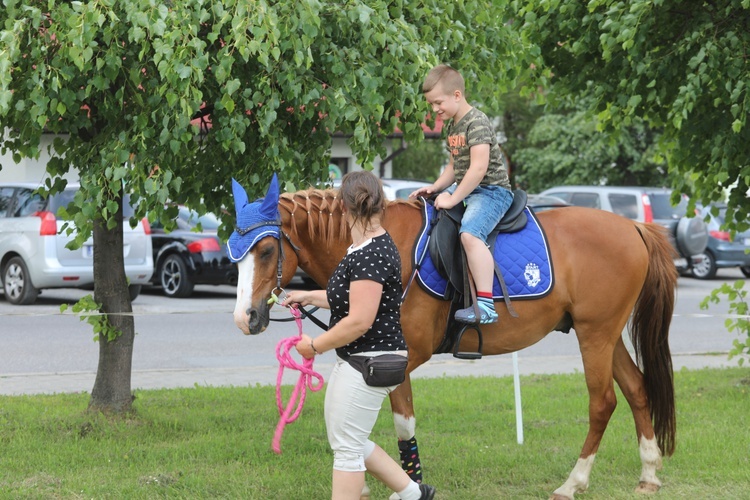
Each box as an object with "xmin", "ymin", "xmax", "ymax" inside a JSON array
[
  {"xmin": 0, "ymin": 134, "xmax": 78, "ymax": 184},
  {"xmin": 330, "ymin": 136, "xmax": 393, "ymax": 179}
]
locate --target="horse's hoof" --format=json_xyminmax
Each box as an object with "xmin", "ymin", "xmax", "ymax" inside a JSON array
[
  {"xmin": 635, "ymin": 481, "xmax": 660, "ymax": 494},
  {"xmin": 549, "ymin": 495, "xmax": 572, "ymax": 500}
]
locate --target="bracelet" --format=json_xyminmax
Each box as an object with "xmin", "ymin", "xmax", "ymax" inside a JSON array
[{"xmin": 310, "ymin": 339, "xmax": 320, "ymax": 355}]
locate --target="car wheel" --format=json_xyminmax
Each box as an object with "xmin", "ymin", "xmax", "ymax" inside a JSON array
[
  {"xmin": 741, "ymin": 266, "xmax": 750, "ymax": 278},
  {"xmin": 159, "ymin": 254, "xmax": 194, "ymax": 298},
  {"xmin": 2, "ymin": 256, "xmax": 40, "ymax": 305},
  {"xmin": 691, "ymin": 251, "xmax": 717, "ymax": 280},
  {"xmin": 128, "ymin": 284, "xmax": 142, "ymax": 302}
]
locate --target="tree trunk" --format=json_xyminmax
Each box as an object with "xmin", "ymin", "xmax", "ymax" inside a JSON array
[{"xmin": 88, "ymin": 188, "xmax": 135, "ymax": 414}]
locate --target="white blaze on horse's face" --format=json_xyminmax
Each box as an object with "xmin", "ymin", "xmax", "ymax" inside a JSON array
[{"xmin": 233, "ymin": 256, "xmax": 255, "ymax": 335}]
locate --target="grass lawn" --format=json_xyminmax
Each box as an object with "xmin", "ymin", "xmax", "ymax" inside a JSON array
[{"xmin": 0, "ymin": 367, "xmax": 748, "ymax": 499}]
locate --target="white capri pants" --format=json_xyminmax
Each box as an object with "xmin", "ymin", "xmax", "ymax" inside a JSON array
[{"xmin": 325, "ymin": 354, "xmax": 403, "ymax": 472}]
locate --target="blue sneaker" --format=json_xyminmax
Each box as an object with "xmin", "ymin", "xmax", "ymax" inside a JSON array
[{"xmin": 454, "ymin": 301, "xmax": 498, "ymax": 324}]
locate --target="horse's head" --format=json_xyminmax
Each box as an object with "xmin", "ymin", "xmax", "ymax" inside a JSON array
[{"xmin": 228, "ymin": 174, "xmax": 297, "ymax": 335}]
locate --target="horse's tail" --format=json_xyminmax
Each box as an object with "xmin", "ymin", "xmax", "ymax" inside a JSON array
[{"xmin": 631, "ymin": 223, "xmax": 678, "ymax": 456}]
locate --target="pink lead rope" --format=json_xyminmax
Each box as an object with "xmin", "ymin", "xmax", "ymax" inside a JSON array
[{"xmin": 272, "ymin": 306, "xmax": 325, "ymax": 454}]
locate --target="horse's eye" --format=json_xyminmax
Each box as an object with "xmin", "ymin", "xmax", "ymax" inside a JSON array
[{"xmin": 259, "ymin": 246, "xmax": 275, "ymax": 261}]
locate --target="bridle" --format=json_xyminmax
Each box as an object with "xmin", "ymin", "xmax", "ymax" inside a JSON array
[{"xmin": 235, "ymin": 217, "xmax": 326, "ymax": 329}]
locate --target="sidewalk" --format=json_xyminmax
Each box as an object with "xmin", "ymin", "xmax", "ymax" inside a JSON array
[{"xmin": 0, "ymin": 352, "xmax": 736, "ymax": 396}]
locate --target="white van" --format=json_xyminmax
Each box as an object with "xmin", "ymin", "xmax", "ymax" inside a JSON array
[{"xmin": 0, "ymin": 183, "xmax": 153, "ymax": 304}]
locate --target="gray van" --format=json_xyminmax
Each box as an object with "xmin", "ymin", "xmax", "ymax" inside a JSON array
[
  {"xmin": 539, "ymin": 186, "xmax": 709, "ymax": 272},
  {"xmin": 0, "ymin": 183, "xmax": 153, "ymax": 305}
]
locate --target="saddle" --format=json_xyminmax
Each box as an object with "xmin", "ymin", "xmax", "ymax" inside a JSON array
[
  {"xmin": 424, "ymin": 189, "xmax": 527, "ymax": 359},
  {"xmin": 427, "ymin": 189, "xmax": 528, "ymax": 299}
]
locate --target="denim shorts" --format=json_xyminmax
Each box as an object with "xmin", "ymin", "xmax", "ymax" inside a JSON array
[{"xmin": 447, "ymin": 184, "xmax": 514, "ymax": 241}]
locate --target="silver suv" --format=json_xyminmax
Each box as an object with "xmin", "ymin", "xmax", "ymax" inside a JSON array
[
  {"xmin": 0, "ymin": 183, "xmax": 154, "ymax": 305},
  {"xmin": 539, "ymin": 185, "xmax": 709, "ymax": 272}
]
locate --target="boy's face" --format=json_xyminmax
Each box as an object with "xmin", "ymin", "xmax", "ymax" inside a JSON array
[{"xmin": 424, "ymin": 86, "xmax": 462, "ymax": 120}]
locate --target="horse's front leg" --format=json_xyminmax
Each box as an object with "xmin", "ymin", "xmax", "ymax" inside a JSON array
[
  {"xmin": 552, "ymin": 340, "xmax": 618, "ymax": 500},
  {"xmin": 389, "ymin": 375, "xmax": 423, "ymax": 484}
]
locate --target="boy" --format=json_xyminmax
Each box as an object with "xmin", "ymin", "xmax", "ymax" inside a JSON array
[{"xmin": 410, "ymin": 64, "xmax": 514, "ymax": 324}]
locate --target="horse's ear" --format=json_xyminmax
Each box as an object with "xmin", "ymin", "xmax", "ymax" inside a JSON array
[
  {"xmin": 231, "ymin": 178, "xmax": 249, "ymax": 216},
  {"xmin": 259, "ymin": 173, "xmax": 280, "ymax": 217}
]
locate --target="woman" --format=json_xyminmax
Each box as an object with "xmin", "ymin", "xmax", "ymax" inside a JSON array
[{"xmin": 282, "ymin": 171, "xmax": 436, "ymax": 500}]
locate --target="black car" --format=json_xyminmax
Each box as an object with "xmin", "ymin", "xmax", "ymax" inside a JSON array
[{"xmin": 150, "ymin": 207, "xmax": 237, "ymax": 297}]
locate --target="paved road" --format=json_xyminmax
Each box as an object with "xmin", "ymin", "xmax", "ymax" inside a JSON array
[{"xmin": 0, "ymin": 270, "xmax": 743, "ymax": 396}]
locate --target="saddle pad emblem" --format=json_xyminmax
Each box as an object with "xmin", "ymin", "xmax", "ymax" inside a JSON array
[
  {"xmin": 524, "ymin": 262, "xmax": 541, "ymax": 287},
  {"xmin": 413, "ymin": 203, "xmax": 554, "ymax": 301}
]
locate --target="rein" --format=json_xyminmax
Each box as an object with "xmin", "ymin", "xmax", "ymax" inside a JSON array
[{"xmin": 272, "ymin": 306, "xmax": 324, "ymax": 454}]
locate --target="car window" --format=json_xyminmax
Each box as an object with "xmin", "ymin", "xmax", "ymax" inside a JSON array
[
  {"xmin": 569, "ymin": 193, "xmax": 600, "ymax": 209},
  {"xmin": 13, "ymin": 189, "xmax": 45, "ymax": 217},
  {"xmin": 546, "ymin": 191, "xmax": 571, "ymax": 202},
  {"xmin": 48, "ymin": 189, "xmax": 77, "ymax": 216},
  {"xmin": 608, "ymin": 193, "xmax": 638, "ymax": 219},
  {"xmin": 649, "ymin": 193, "xmax": 687, "ymax": 219},
  {"xmin": 179, "ymin": 207, "xmax": 220, "ymax": 230},
  {"xmin": 0, "ymin": 187, "xmax": 15, "ymax": 217},
  {"xmin": 394, "ymin": 188, "xmax": 418, "ymax": 200},
  {"xmin": 49, "ymin": 189, "xmax": 136, "ymax": 218}
]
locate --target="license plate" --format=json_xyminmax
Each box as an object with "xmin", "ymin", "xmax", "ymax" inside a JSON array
[{"xmin": 83, "ymin": 245, "xmax": 94, "ymax": 258}]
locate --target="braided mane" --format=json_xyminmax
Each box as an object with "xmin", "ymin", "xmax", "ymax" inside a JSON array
[{"xmin": 279, "ymin": 189, "xmax": 349, "ymax": 246}]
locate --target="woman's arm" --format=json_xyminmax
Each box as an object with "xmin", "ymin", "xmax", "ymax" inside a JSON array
[{"xmin": 295, "ymin": 279, "xmax": 382, "ymax": 359}]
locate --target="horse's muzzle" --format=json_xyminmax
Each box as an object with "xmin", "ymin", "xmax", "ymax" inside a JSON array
[{"xmin": 247, "ymin": 305, "xmax": 269, "ymax": 335}]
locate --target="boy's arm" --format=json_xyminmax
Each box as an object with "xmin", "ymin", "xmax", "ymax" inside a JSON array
[{"xmin": 435, "ymin": 144, "xmax": 489, "ymax": 208}]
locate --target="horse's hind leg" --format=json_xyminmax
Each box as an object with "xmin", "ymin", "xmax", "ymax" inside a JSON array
[{"xmin": 612, "ymin": 337, "xmax": 663, "ymax": 494}]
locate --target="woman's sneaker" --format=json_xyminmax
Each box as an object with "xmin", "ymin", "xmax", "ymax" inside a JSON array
[
  {"xmin": 419, "ymin": 483, "xmax": 436, "ymax": 500},
  {"xmin": 454, "ymin": 301, "xmax": 498, "ymax": 324}
]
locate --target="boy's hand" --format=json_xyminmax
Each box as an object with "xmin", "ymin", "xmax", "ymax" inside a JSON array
[
  {"xmin": 409, "ymin": 185, "xmax": 435, "ymax": 199},
  {"xmin": 434, "ymin": 192, "xmax": 458, "ymax": 210}
]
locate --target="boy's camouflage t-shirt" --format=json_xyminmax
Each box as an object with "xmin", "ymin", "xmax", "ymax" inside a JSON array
[{"xmin": 445, "ymin": 107, "xmax": 511, "ymax": 189}]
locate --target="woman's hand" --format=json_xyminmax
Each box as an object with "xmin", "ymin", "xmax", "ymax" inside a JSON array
[
  {"xmin": 295, "ymin": 333, "xmax": 316, "ymax": 359},
  {"xmin": 281, "ymin": 290, "xmax": 310, "ymax": 308}
]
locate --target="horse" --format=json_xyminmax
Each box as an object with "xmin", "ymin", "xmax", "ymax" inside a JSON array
[{"xmin": 228, "ymin": 175, "xmax": 677, "ymax": 500}]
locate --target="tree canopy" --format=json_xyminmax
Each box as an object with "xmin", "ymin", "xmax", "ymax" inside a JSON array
[
  {"xmin": 512, "ymin": 98, "xmax": 668, "ymax": 191},
  {"xmin": 1, "ymin": 0, "xmax": 530, "ymax": 231},
  {"xmin": 514, "ymin": 0, "xmax": 750, "ymax": 226},
  {"xmin": 0, "ymin": 0, "xmax": 530, "ymax": 411}
]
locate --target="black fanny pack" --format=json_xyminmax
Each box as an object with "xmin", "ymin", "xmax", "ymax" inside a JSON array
[{"xmin": 346, "ymin": 354, "xmax": 408, "ymax": 387}]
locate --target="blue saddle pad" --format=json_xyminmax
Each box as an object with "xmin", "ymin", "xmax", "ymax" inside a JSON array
[{"xmin": 413, "ymin": 202, "xmax": 553, "ymax": 300}]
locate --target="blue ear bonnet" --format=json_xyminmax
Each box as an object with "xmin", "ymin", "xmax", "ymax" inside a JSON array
[{"xmin": 227, "ymin": 174, "xmax": 281, "ymax": 263}]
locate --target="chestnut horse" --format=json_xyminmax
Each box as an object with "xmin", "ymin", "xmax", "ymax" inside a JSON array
[{"xmin": 230, "ymin": 180, "xmax": 677, "ymax": 499}]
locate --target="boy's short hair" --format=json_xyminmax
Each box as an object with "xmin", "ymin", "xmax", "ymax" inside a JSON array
[{"xmin": 423, "ymin": 64, "xmax": 465, "ymax": 95}]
